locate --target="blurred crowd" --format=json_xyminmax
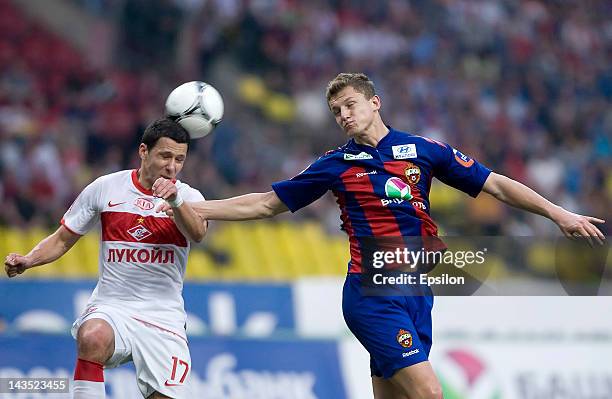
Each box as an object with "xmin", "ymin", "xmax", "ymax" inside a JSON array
[{"xmin": 0, "ymin": 0, "xmax": 610, "ymax": 237}]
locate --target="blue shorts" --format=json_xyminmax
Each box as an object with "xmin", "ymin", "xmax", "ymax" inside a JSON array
[{"xmin": 342, "ymin": 273, "xmax": 434, "ymax": 379}]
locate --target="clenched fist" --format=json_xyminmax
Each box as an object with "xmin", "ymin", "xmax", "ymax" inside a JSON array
[
  {"xmin": 4, "ymin": 253, "xmax": 30, "ymax": 278},
  {"xmin": 152, "ymin": 177, "xmax": 178, "ymax": 202}
]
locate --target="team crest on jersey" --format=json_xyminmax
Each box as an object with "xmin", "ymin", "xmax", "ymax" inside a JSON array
[
  {"xmin": 344, "ymin": 152, "xmax": 373, "ymax": 160},
  {"xmin": 452, "ymin": 148, "xmax": 474, "ymax": 167},
  {"xmin": 397, "ymin": 329, "xmax": 413, "ymax": 348},
  {"xmin": 404, "ymin": 162, "xmax": 421, "ymax": 184},
  {"xmin": 135, "ymin": 197, "xmax": 155, "ymax": 210},
  {"xmin": 385, "ymin": 177, "xmax": 413, "ymax": 200},
  {"xmin": 127, "ymin": 224, "xmax": 152, "ymax": 241},
  {"xmin": 392, "ymin": 144, "xmax": 417, "ymax": 159}
]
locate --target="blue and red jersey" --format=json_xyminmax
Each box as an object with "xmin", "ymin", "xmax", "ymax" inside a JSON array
[{"xmin": 272, "ymin": 127, "xmax": 491, "ymax": 273}]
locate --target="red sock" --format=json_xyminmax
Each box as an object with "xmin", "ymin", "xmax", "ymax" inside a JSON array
[{"xmin": 74, "ymin": 358, "xmax": 104, "ymax": 382}]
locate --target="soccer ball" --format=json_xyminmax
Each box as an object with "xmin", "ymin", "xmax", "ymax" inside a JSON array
[{"xmin": 165, "ymin": 81, "xmax": 224, "ymax": 139}]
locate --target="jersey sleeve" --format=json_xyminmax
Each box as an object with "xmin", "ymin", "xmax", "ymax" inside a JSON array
[
  {"xmin": 177, "ymin": 181, "xmax": 205, "ymax": 202},
  {"xmin": 61, "ymin": 178, "xmax": 103, "ymax": 235},
  {"xmin": 432, "ymin": 142, "xmax": 491, "ymax": 197},
  {"xmin": 271, "ymin": 156, "xmax": 337, "ymax": 212}
]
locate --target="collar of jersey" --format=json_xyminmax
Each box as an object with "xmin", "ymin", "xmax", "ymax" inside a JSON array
[
  {"xmin": 346, "ymin": 126, "xmax": 396, "ymax": 153},
  {"xmin": 131, "ymin": 169, "xmax": 153, "ymax": 195}
]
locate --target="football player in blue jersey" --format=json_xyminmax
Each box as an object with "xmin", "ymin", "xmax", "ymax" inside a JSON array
[{"xmin": 159, "ymin": 73, "xmax": 605, "ymax": 399}]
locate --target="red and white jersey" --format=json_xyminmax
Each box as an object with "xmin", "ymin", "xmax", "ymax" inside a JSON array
[{"xmin": 62, "ymin": 169, "xmax": 204, "ymax": 340}]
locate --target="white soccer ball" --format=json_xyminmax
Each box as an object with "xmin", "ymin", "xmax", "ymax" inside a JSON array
[{"xmin": 165, "ymin": 81, "xmax": 224, "ymax": 139}]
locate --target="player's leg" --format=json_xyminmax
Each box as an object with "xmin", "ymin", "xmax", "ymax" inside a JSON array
[
  {"xmin": 343, "ymin": 275, "xmax": 438, "ymax": 399},
  {"xmin": 387, "ymin": 361, "xmax": 442, "ymax": 399},
  {"xmin": 373, "ymin": 375, "xmax": 408, "ymax": 399},
  {"xmin": 73, "ymin": 318, "xmax": 114, "ymax": 398},
  {"xmin": 129, "ymin": 318, "xmax": 191, "ymax": 398},
  {"xmin": 147, "ymin": 393, "xmax": 171, "ymax": 398},
  {"xmin": 76, "ymin": 319, "xmax": 115, "ymax": 362}
]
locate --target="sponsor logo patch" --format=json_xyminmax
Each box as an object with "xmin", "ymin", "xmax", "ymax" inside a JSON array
[
  {"xmin": 404, "ymin": 162, "xmax": 421, "ymax": 184},
  {"xmin": 397, "ymin": 329, "xmax": 413, "ymax": 348},
  {"xmin": 356, "ymin": 170, "xmax": 377, "ymax": 178},
  {"xmin": 381, "ymin": 198, "xmax": 404, "ymax": 207},
  {"xmin": 135, "ymin": 197, "xmax": 155, "ymax": 210},
  {"xmin": 385, "ymin": 177, "xmax": 412, "ymax": 201},
  {"xmin": 452, "ymin": 148, "xmax": 474, "ymax": 167},
  {"xmin": 344, "ymin": 152, "xmax": 374, "ymax": 160},
  {"xmin": 402, "ymin": 349, "xmax": 420, "ymax": 358},
  {"xmin": 411, "ymin": 200, "xmax": 427, "ymax": 210},
  {"xmin": 392, "ymin": 144, "xmax": 417, "ymax": 159},
  {"xmin": 127, "ymin": 224, "xmax": 152, "ymax": 241}
]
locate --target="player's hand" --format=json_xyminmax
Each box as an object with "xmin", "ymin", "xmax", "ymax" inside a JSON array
[
  {"xmin": 4, "ymin": 253, "xmax": 31, "ymax": 278},
  {"xmin": 551, "ymin": 208, "xmax": 606, "ymax": 246},
  {"xmin": 155, "ymin": 201, "xmax": 175, "ymax": 218},
  {"xmin": 152, "ymin": 177, "xmax": 178, "ymax": 202}
]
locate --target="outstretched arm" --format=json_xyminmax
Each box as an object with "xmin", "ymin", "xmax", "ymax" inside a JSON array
[
  {"xmin": 482, "ymin": 172, "xmax": 605, "ymax": 244},
  {"xmin": 158, "ymin": 191, "xmax": 289, "ymax": 221},
  {"xmin": 193, "ymin": 191, "xmax": 288, "ymax": 220},
  {"xmin": 4, "ymin": 225, "xmax": 81, "ymax": 277}
]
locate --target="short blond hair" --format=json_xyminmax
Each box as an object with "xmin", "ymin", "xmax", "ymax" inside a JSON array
[{"xmin": 325, "ymin": 73, "xmax": 376, "ymax": 104}]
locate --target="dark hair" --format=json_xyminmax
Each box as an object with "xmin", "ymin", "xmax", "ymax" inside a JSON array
[
  {"xmin": 141, "ymin": 118, "xmax": 190, "ymax": 150},
  {"xmin": 325, "ymin": 73, "xmax": 376, "ymax": 104}
]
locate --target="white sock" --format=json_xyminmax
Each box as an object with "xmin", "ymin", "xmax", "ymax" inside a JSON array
[{"xmin": 73, "ymin": 380, "xmax": 105, "ymax": 398}]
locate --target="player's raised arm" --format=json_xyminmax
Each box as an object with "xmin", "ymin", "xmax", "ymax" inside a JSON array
[
  {"xmin": 482, "ymin": 172, "xmax": 606, "ymax": 244},
  {"xmin": 159, "ymin": 191, "xmax": 289, "ymax": 221},
  {"xmin": 4, "ymin": 225, "xmax": 81, "ymax": 277}
]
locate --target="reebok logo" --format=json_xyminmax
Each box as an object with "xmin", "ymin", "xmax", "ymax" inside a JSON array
[
  {"xmin": 356, "ymin": 170, "xmax": 377, "ymax": 178},
  {"xmin": 402, "ymin": 349, "xmax": 420, "ymax": 358}
]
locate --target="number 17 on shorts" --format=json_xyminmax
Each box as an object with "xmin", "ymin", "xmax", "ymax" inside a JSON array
[{"xmin": 165, "ymin": 356, "xmax": 189, "ymax": 387}]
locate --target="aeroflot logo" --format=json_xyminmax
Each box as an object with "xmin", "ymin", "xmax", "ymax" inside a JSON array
[{"xmin": 344, "ymin": 152, "xmax": 373, "ymax": 160}]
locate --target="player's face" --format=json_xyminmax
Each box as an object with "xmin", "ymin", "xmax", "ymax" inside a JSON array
[
  {"xmin": 328, "ymin": 86, "xmax": 381, "ymax": 137},
  {"xmin": 139, "ymin": 137, "xmax": 188, "ymax": 182}
]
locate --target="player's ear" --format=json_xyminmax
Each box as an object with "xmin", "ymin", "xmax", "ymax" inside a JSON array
[
  {"xmin": 138, "ymin": 143, "xmax": 148, "ymax": 160},
  {"xmin": 371, "ymin": 95, "xmax": 381, "ymax": 111}
]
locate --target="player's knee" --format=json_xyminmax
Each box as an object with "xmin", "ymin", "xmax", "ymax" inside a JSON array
[
  {"xmin": 415, "ymin": 382, "xmax": 443, "ymax": 399},
  {"xmin": 77, "ymin": 320, "xmax": 114, "ymax": 362}
]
